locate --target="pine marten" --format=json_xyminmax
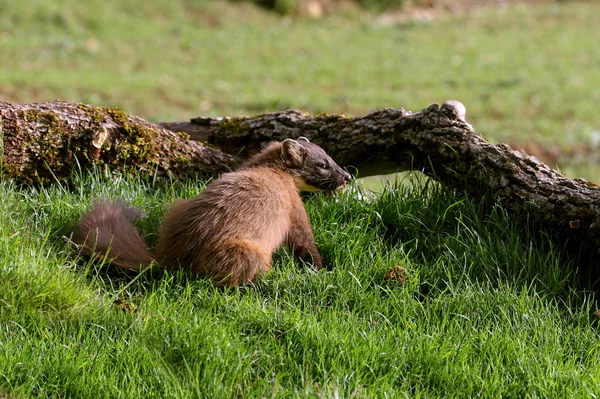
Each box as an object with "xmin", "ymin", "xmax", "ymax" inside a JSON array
[{"xmin": 72, "ymin": 138, "xmax": 352, "ymax": 287}]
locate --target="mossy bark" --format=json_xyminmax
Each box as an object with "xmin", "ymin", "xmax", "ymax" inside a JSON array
[{"xmin": 0, "ymin": 100, "xmax": 239, "ymax": 184}]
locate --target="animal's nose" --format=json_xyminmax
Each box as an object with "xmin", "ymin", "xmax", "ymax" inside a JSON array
[{"xmin": 344, "ymin": 171, "xmax": 353, "ymax": 182}]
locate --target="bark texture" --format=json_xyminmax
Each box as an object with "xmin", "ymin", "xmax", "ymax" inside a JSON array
[{"xmin": 0, "ymin": 100, "xmax": 239, "ymax": 184}]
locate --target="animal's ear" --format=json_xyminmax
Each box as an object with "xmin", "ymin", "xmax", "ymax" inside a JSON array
[
  {"xmin": 282, "ymin": 139, "xmax": 307, "ymax": 167},
  {"xmin": 297, "ymin": 136, "xmax": 310, "ymax": 143}
]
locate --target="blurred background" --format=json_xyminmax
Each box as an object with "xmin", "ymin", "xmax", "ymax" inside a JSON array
[{"xmin": 1, "ymin": 0, "xmax": 599, "ymax": 182}]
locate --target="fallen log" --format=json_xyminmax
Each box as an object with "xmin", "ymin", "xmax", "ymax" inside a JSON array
[{"xmin": 1, "ymin": 99, "xmax": 599, "ymax": 281}]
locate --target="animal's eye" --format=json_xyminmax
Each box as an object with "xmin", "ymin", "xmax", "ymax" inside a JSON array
[{"xmin": 317, "ymin": 162, "xmax": 329, "ymax": 169}]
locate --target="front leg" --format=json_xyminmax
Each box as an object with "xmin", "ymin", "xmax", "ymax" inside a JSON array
[{"xmin": 285, "ymin": 209, "xmax": 323, "ymax": 270}]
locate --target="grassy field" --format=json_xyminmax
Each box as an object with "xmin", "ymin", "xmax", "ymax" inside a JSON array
[
  {"xmin": 1, "ymin": 1, "xmax": 599, "ymax": 150},
  {"xmin": 2, "ymin": 1, "xmax": 600, "ymax": 397},
  {"xmin": 1, "ymin": 171, "xmax": 599, "ymax": 398}
]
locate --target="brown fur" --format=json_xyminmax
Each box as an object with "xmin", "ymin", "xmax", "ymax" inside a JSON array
[
  {"xmin": 72, "ymin": 139, "xmax": 351, "ymax": 287},
  {"xmin": 72, "ymin": 200, "xmax": 154, "ymax": 270}
]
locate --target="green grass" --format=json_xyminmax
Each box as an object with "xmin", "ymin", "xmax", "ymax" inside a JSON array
[
  {"xmin": 1, "ymin": 170, "xmax": 599, "ymax": 397},
  {"xmin": 3, "ymin": 0, "xmax": 600, "ymax": 183},
  {"xmin": 1, "ymin": 1, "xmax": 599, "ymax": 151},
  {"xmin": 2, "ymin": 2, "xmax": 600, "ymax": 396}
]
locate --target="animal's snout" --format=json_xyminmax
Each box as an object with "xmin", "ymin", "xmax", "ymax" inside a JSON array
[{"xmin": 343, "ymin": 170, "xmax": 353, "ymax": 183}]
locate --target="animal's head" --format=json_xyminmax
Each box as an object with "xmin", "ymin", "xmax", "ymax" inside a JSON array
[{"xmin": 280, "ymin": 137, "xmax": 352, "ymax": 192}]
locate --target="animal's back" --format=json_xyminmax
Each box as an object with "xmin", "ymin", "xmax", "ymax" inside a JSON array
[{"xmin": 155, "ymin": 167, "xmax": 299, "ymax": 285}]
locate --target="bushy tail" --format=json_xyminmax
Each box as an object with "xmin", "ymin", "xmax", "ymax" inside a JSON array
[{"xmin": 72, "ymin": 200, "xmax": 155, "ymax": 270}]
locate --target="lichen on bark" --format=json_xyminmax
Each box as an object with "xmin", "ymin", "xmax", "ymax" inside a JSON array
[{"xmin": 0, "ymin": 100, "xmax": 239, "ymax": 184}]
